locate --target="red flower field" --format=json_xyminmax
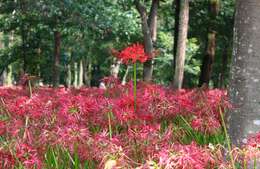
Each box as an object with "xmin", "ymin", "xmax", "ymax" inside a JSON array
[{"xmin": 0, "ymin": 80, "xmax": 258, "ymax": 168}]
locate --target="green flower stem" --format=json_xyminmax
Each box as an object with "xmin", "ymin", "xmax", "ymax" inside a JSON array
[
  {"xmin": 108, "ymin": 111, "xmax": 112, "ymax": 140},
  {"xmin": 254, "ymin": 156, "xmax": 257, "ymax": 169},
  {"xmin": 133, "ymin": 63, "xmax": 137, "ymax": 112},
  {"xmin": 219, "ymin": 107, "xmax": 236, "ymax": 169},
  {"xmin": 243, "ymin": 152, "xmax": 247, "ymax": 169}
]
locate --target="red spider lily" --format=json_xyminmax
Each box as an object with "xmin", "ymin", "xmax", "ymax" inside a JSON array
[
  {"xmin": 16, "ymin": 143, "xmax": 42, "ymax": 168},
  {"xmin": 156, "ymin": 142, "xmax": 216, "ymax": 169},
  {"xmin": 112, "ymin": 43, "xmax": 149, "ymax": 64},
  {"xmin": 247, "ymin": 132, "xmax": 260, "ymax": 148},
  {"xmin": 0, "ymin": 121, "xmax": 6, "ymax": 136},
  {"xmin": 0, "ymin": 150, "xmax": 15, "ymax": 168}
]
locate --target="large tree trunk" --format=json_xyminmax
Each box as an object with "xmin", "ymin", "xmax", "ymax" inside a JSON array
[
  {"xmin": 52, "ymin": 31, "xmax": 61, "ymax": 88},
  {"xmin": 173, "ymin": 0, "xmax": 189, "ymax": 89},
  {"xmin": 228, "ymin": 1, "xmax": 260, "ymax": 166},
  {"xmin": 135, "ymin": 0, "xmax": 159, "ymax": 82},
  {"xmin": 199, "ymin": 0, "xmax": 220, "ymax": 87},
  {"xmin": 228, "ymin": 0, "xmax": 260, "ymax": 147}
]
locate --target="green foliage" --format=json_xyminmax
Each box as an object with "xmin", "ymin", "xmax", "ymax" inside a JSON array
[
  {"xmin": 173, "ymin": 116, "xmax": 225, "ymax": 145},
  {"xmin": 0, "ymin": 0, "xmax": 235, "ymax": 87},
  {"xmin": 44, "ymin": 146, "xmax": 96, "ymax": 169}
]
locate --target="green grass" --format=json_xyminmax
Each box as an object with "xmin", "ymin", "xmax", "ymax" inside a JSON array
[
  {"xmin": 172, "ymin": 115, "xmax": 225, "ymax": 145},
  {"xmin": 43, "ymin": 146, "xmax": 96, "ymax": 169}
]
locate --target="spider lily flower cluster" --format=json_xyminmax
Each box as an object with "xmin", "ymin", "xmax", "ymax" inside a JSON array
[{"xmin": 111, "ymin": 43, "xmax": 149, "ymax": 64}]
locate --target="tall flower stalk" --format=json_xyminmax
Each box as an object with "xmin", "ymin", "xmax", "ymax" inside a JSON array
[
  {"xmin": 111, "ymin": 43, "xmax": 152, "ymax": 113},
  {"xmin": 133, "ymin": 63, "xmax": 137, "ymax": 112},
  {"xmin": 219, "ymin": 107, "xmax": 236, "ymax": 169},
  {"xmin": 107, "ymin": 111, "xmax": 113, "ymax": 139}
]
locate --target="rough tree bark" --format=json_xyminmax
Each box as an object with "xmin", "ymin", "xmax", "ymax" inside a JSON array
[
  {"xmin": 228, "ymin": 0, "xmax": 260, "ymax": 149},
  {"xmin": 53, "ymin": 31, "xmax": 61, "ymax": 88},
  {"xmin": 135, "ymin": 0, "xmax": 159, "ymax": 82},
  {"xmin": 173, "ymin": 0, "xmax": 189, "ymax": 89},
  {"xmin": 199, "ymin": 0, "xmax": 220, "ymax": 87}
]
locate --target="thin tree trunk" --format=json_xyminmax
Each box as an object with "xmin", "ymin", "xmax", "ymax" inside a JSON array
[
  {"xmin": 0, "ymin": 33, "xmax": 3, "ymax": 85},
  {"xmin": 122, "ymin": 65, "xmax": 130, "ymax": 85},
  {"xmin": 199, "ymin": 0, "xmax": 220, "ymax": 87},
  {"xmin": 53, "ymin": 31, "xmax": 61, "ymax": 88},
  {"xmin": 66, "ymin": 63, "xmax": 72, "ymax": 88},
  {"xmin": 0, "ymin": 33, "xmax": 6, "ymax": 86},
  {"xmin": 173, "ymin": 0, "xmax": 180, "ymax": 71},
  {"xmin": 0, "ymin": 32, "xmax": 3, "ymax": 49},
  {"xmin": 135, "ymin": 0, "xmax": 159, "ymax": 82},
  {"xmin": 73, "ymin": 61, "xmax": 78, "ymax": 88},
  {"xmin": 19, "ymin": 0, "xmax": 27, "ymax": 73},
  {"xmin": 83, "ymin": 58, "xmax": 91, "ymax": 87},
  {"xmin": 21, "ymin": 27, "xmax": 27, "ymax": 73},
  {"xmin": 2, "ymin": 33, "xmax": 12, "ymax": 86},
  {"xmin": 199, "ymin": 32, "xmax": 216, "ymax": 86},
  {"xmin": 78, "ymin": 59, "xmax": 84, "ymax": 87},
  {"xmin": 87, "ymin": 63, "xmax": 92, "ymax": 87},
  {"xmin": 148, "ymin": 0, "xmax": 158, "ymax": 42},
  {"xmin": 3, "ymin": 65, "xmax": 12, "ymax": 86},
  {"xmin": 173, "ymin": 0, "xmax": 189, "ymax": 89}
]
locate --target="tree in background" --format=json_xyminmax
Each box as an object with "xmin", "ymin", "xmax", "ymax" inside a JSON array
[
  {"xmin": 53, "ymin": 31, "xmax": 61, "ymax": 87},
  {"xmin": 173, "ymin": 0, "xmax": 189, "ymax": 89},
  {"xmin": 0, "ymin": 33, "xmax": 13, "ymax": 86},
  {"xmin": 199, "ymin": 0, "xmax": 220, "ymax": 87},
  {"xmin": 172, "ymin": 0, "xmax": 179, "ymax": 71},
  {"xmin": 134, "ymin": 0, "xmax": 159, "ymax": 82},
  {"xmin": 3, "ymin": 33, "xmax": 13, "ymax": 86},
  {"xmin": 0, "ymin": 0, "xmax": 235, "ymax": 88}
]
